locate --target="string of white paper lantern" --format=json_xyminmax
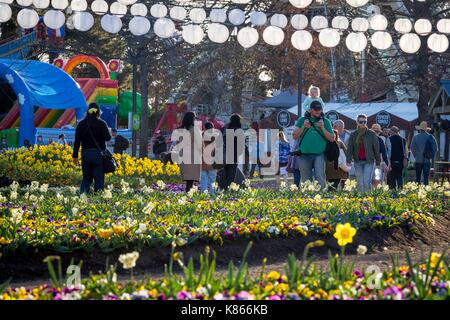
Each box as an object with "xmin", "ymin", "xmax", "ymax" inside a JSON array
[
  {"xmin": 129, "ymin": 16, "xmax": 150, "ymax": 36},
  {"xmin": 0, "ymin": 4, "xmax": 12, "ymax": 23},
  {"xmin": 73, "ymin": 11, "xmax": 94, "ymax": 32},
  {"xmin": 263, "ymin": 26, "xmax": 284, "ymax": 46},
  {"xmin": 237, "ymin": 27, "xmax": 259, "ymax": 48},
  {"xmin": 91, "ymin": 0, "xmax": 108, "ymax": 15},
  {"xmin": 291, "ymin": 30, "xmax": 313, "ymax": 51},
  {"xmin": 153, "ymin": 17, "xmax": 175, "ymax": 38},
  {"xmin": 427, "ymin": 33, "xmax": 449, "ymax": 53},
  {"xmin": 43, "ymin": 9, "xmax": 65, "ymax": 29},
  {"xmin": 207, "ymin": 23, "xmax": 229, "ymax": 43}
]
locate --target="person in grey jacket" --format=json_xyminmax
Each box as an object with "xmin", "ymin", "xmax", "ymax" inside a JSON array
[{"xmin": 411, "ymin": 121, "xmax": 438, "ymax": 185}]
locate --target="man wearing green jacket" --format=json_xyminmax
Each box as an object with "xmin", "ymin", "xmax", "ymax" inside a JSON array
[{"xmin": 346, "ymin": 114, "xmax": 381, "ymax": 192}]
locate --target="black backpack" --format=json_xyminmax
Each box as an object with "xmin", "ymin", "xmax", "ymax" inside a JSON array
[
  {"xmin": 423, "ymin": 136, "xmax": 435, "ymax": 159},
  {"xmin": 311, "ymin": 121, "xmax": 340, "ymax": 169}
]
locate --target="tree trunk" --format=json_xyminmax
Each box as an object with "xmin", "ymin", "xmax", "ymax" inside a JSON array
[{"xmin": 231, "ymin": 73, "xmax": 243, "ymax": 115}]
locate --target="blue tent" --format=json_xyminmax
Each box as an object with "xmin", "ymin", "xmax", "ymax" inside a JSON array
[{"xmin": 0, "ymin": 59, "xmax": 87, "ymax": 145}]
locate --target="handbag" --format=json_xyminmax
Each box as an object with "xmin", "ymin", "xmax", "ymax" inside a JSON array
[{"xmin": 87, "ymin": 124, "xmax": 118, "ymax": 174}]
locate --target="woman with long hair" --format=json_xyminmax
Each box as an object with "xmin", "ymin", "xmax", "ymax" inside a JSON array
[
  {"xmin": 326, "ymin": 130, "xmax": 351, "ymax": 191},
  {"xmin": 72, "ymin": 103, "xmax": 112, "ymax": 193},
  {"xmin": 221, "ymin": 113, "xmax": 245, "ymax": 189}
]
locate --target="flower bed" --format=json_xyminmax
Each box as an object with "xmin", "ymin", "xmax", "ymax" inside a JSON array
[
  {"xmin": 0, "ymin": 143, "xmax": 181, "ymax": 187},
  {"xmin": 0, "ymin": 180, "xmax": 447, "ymax": 255}
]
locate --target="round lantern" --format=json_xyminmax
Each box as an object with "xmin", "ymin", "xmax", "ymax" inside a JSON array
[
  {"xmin": 394, "ymin": 19, "xmax": 412, "ymax": 33},
  {"xmin": 345, "ymin": 32, "xmax": 367, "ymax": 52},
  {"xmin": 16, "ymin": 0, "xmax": 32, "ymax": 6},
  {"xmin": 346, "ymin": 0, "xmax": 369, "ymax": 7},
  {"xmin": 51, "ymin": 0, "xmax": 68, "ymax": 10},
  {"xmin": 291, "ymin": 14, "xmax": 308, "ymax": 30},
  {"xmin": 332, "ymin": 16, "xmax": 349, "ymax": 30},
  {"xmin": 228, "ymin": 8, "xmax": 245, "ymax": 26},
  {"xmin": 130, "ymin": 3, "xmax": 147, "ymax": 17},
  {"xmin": 154, "ymin": 18, "xmax": 175, "ymax": 38},
  {"xmin": 370, "ymin": 31, "xmax": 392, "ymax": 50},
  {"xmin": 170, "ymin": 6, "xmax": 186, "ymax": 21},
  {"xmin": 17, "ymin": 9, "xmax": 39, "ymax": 29},
  {"xmin": 73, "ymin": 11, "xmax": 94, "ymax": 32},
  {"xmin": 118, "ymin": 0, "xmax": 136, "ymax": 5},
  {"xmin": 43, "ymin": 10, "xmax": 65, "ymax": 29},
  {"xmin": 263, "ymin": 26, "xmax": 284, "ymax": 46},
  {"xmin": 399, "ymin": 33, "xmax": 421, "ymax": 53},
  {"xmin": 351, "ymin": 17, "xmax": 369, "ymax": 32},
  {"xmin": 182, "ymin": 24, "xmax": 205, "ymax": 45},
  {"xmin": 110, "ymin": 2, "xmax": 127, "ymax": 17},
  {"xmin": 0, "ymin": 0, "xmax": 14, "ymax": 4},
  {"xmin": 189, "ymin": 8, "xmax": 206, "ymax": 23},
  {"xmin": 33, "ymin": 0, "xmax": 49, "ymax": 9},
  {"xmin": 0, "ymin": 4, "xmax": 12, "ymax": 23},
  {"xmin": 270, "ymin": 14, "xmax": 288, "ymax": 28},
  {"xmin": 237, "ymin": 27, "xmax": 259, "ymax": 48},
  {"xmin": 311, "ymin": 16, "xmax": 328, "ymax": 31},
  {"xmin": 291, "ymin": 30, "xmax": 313, "ymax": 51},
  {"xmin": 101, "ymin": 14, "xmax": 122, "ymax": 34},
  {"xmin": 70, "ymin": 0, "xmax": 87, "ymax": 11},
  {"xmin": 437, "ymin": 19, "xmax": 450, "ymax": 34},
  {"xmin": 250, "ymin": 11, "xmax": 266, "ymax": 26},
  {"xmin": 319, "ymin": 28, "xmax": 340, "ymax": 48},
  {"xmin": 210, "ymin": 8, "xmax": 227, "ymax": 23},
  {"xmin": 369, "ymin": 14, "xmax": 388, "ymax": 30},
  {"xmin": 91, "ymin": 0, "xmax": 108, "ymax": 15},
  {"xmin": 427, "ymin": 34, "xmax": 449, "ymax": 53},
  {"xmin": 150, "ymin": 4, "xmax": 167, "ymax": 18},
  {"xmin": 129, "ymin": 16, "xmax": 150, "ymax": 36},
  {"xmin": 289, "ymin": 0, "xmax": 312, "ymax": 8},
  {"xmin": 207, "ymin": 23, "xmax": 229, "ymax": 43},
  {"xmin": 414, "ymin": 19, "xmax": 432, "ymax": 36}
]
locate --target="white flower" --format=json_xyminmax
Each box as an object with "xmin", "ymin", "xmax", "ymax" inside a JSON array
[
  {"xmin": 103, "ymin": 189, "xmax": 113, "ymax": 199},
  {"xmin": 39, "ymin": 184, "xmax": 49, "ymax": 193},
  {"xmin": 141, "ymin": 186, "xmax": 153, "ymax": 194},
  {"xmin": 139, "ymin": 178, "xmax": 146, "ymax": 186},
  {"xmin": 30, "ymin": 181, "xmax": 40, "ymax": 191},
  {"xmin": 196, "ymin": 286, "xmax": 208, "ymax": 296},
  {"xmin": 10, "ymin": 191, "xmax": 18, "ymax": 200},
  {"xmin": 280, "ymin": 181, "xmax": 287, "ymax": 189},
  {"xmin": 244, "ymin": 179, "xmax": 251, "ymax": 188},
  {"xmin": 118, "ymin": 251, "xmax": 140, "ymax": 269},
  {"xmin": 133, "ymin": 289, "xmax": 149, "ymax": 299},
  {"xmin": 10, "ymin": 181, "xmax": 19, "ymax": 192},
  {"xmin": 289, "ymin": 184, "xmax": 298, "ymax": 192},
  {"xmin": 229, "ymin": 183, "xmax": 240, "ymax": 192},
  {"xmin": 267, "ymin": 226, "xmax": 280, "ymax": 235},
  {"xmin": 10, "ymin": 208, "xmax": 23, "ymax": 224},
  {"xmin": 72, "ymin": 207, "xmax": 78, "ymax": 215},
  {"xmin": 178, "ymin": 196, "xmax": 188, "ymax": 206},
  {"xmin": 143, "ymin": 202, "xmax": 155, "ymax": 215},
  {"xmin": 0, "ymin": 194, "xmax": 7, "ymax": 202},
  {"xmin": 357, "ymin": 245, "xmax": 368, "ymax": 255},
  {"xmin": 314, "ymin": 194, "xmax": 322, "ymax": 201},
  {"xmin": 138, "ymin": 223, "xmax": 147, "ymax": 233},
  {"xmin": 211, "ymin": 182, "xmax": 218, "ymax": 190},
  {"xmin": 120, "ymin": 293, "xmax": 132, "ymax": 300},
  {"xmin": 156, "ymin": 180, "xmax": 166, "ymax": 190},
  {"xmin": 56, "ymin": 193, "xmax": 63, "ymax": 201},
  {"xmin": 29, "ymin": 194, "xmax": 38, "ymax": 202},
  {"xmin": 61, "ymin": 291, "xmax": 81, "ymax": 300},
  {"xmin": 187, "ymin": 185, "xmax": 198, "ymax": 197},
  {"xmin": 344, "ymin": 179, "xmax": 357, "ymax": 192},
  {"xmin": 69, "ymin": 186, "xmax": 78, "ymax": 194}
]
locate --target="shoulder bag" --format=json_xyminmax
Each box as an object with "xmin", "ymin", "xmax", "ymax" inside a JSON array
[{"xmin": 87, "ymin": 124, "xmax": 118, "ymax": 174}]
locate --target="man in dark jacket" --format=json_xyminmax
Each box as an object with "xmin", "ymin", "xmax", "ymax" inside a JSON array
[
  {"xmin": 152, "ymin": 135, "xmax": 167, "ymax": 159},
  {"xmin": 410, "ymin": 121, "xmax": 438, "ymax": 185},
  {"xmin": 112, "ymin": 129, "xmax": 129, "ymax": 155},
  {"xmin": 386, "ymin": 126, "xmax": 407, "ymax": 189},
  {"xmin": 371, "ymin": 124, "xmax": 389, "ymax": 184}
]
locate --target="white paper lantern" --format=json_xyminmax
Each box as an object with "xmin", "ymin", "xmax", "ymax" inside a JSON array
[
  {"xmin": 370, "ymin": 31, "xmax": 392, "ymax": 50},
  {"xmin": 250, "ymin": 11, "xmax": 266, "ymax": 27},
  {"xmin": 345, "ymin": 32, "xmax": 367, "ymax": 52},
  {"xmin": 346, "ymin": 0, "xmax": 369, "ymax": 7},
  {"xmin": 231, "ymin": 0, "xmax": 250, "ymax": 3},
  {"xmin": 118, "ymin": 0, "xmax": 136, "ymax": 5},
  {"xmin": 154, "ymin": 17, "xmax": 175, "ymax": 38},
  {"xmin": 319, "ymin": 28, "xmax": 340, "ymax": 48},
  {"xmin": 237, "ymin": 27, "xmax": 259, "ymax": 48},
  {"xmin": 427, "ymin": 34, "xmax": 449, "ymax": 53},
  {"xmin": 270, "ymin": 14, "xmax": 288, "ymax": 29},
  {"xmin": 17, "ymin": 0, "xmax": 32, "ymax": 6},
  {"xmin": 170, "ymin": 6, "xmax": 186, "ymax": 21},
  {"xmin": 399, "ymin": 33, "xmax": 421, "ymax": 53},
  {"xmin": 351, "ymin": 18, "xmax": 369, "ymax": 32},
  {"xmin": 182, "ymin": 24, "xmax": 204, "ymax": 45},
  {"xmin": 291, "ymin": 14, "xmax": 308, "ymax": 30},
  {"xmin": 207, "ymin": 23, "xmax": 229, "ymax": 43},
  {"xmin": 437, "ymin": 19, "xmax": 450, "ymax": 34},
  {"xmin": 70, "ymin": 0, "xmax": 87, "ymax": 11},
  {"xmin": 414, "ymin": 19, "xmax": 432, "ymax": 36},
  {"xmin": 110, "ymin": 2, "xmax": 126, "ymax": 17},
  {"xmin": 17, "ymin": 9, "xmax": 39, "ymax": 29},
  {"xmin": 73, "ymin": 11, "xmax": 94, "ymax": 31},
  {"xmin": 43, "ymin": 10, "xmax": 65, "ymax": 29},
  {"xmin": 263, "ymin": 26, "xmax": 284, "ymax": 46},
  {"xmin": 291, "ymin": 30, "xmax": 312, "ymax": 51},
  {"xmin": 0, "ymin": 0, "xmax": 13, "ymax": 4},
  {"xmin": 228, "ymin": 8, "xmax": 245, "ymax": 26},
  {"xmin": 311, "ymin": 16, "xmax": 328, "ymax": 31},
  {"xmin": 210, "ymin": 8, "xmax": 227, "ymax": 23},
  {"xmin": 332, "ymin": 16, "xmax": 349, "ymax": 30},
  {"xmin": 130, "ymin": 3, "xmax": 147, "ymax": 16},
  {"xmin": 369, "ymin": 14, "xmax": 387, "ymax": 30},
  {"xmin": 189, "ymin": 8, "xmax": 206, "ymax": 23},
  {"xmin": 129, "ymin": 16, "xmax": 150, "ymax": 36},
  {"xmin": 394, "ymin": 19, "xmax": 412, "ymax": 34},
  {"xmin": 150, "ymin": 4, "xmax": 167, "ymax": 18},
  {"xmin": 52, "ymin": 0, "xmax": 68, "ymax": 10},
  {"xmin": 91, "ymin": 0, "xmax": 107, "ymax": 15},
  {"xmin": 289, "ymin": 0, "xmax": 312, "ymax": 8},
  {"xmin": 101, "ymin": 14, "xmax": 122, "ymax": 34},
  {"xmin": 0, "ymin": 4, "xmax": 12, "ymax": 23},
  {"xmin": 33, "ymin": 0, "xmax": 49, "ymax": 9}
]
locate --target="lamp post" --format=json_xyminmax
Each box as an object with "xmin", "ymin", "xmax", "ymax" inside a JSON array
[{"xmin": 297, "ymin": 63, "xmax": 303, "ymax": 117}]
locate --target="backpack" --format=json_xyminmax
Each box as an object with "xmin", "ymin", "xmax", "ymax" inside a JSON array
[
  {"xmin": 310, "ymin": 121, "xmax": 340, "ymax": 169},
  {"xmin": 423, "ymin": 136, "xmax": 435, "ymax": 159}
]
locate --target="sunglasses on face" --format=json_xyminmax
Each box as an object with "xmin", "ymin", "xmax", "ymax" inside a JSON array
[{"xmin": 358, "ymin": 120, "xmax": 367, "ymax": 124}]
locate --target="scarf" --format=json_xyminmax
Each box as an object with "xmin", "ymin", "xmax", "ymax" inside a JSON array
[{"xmin": 355, "ymin": 126, "xmax": 367, "ymax": 151}]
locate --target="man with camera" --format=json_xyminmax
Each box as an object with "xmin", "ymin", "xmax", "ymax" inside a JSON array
[{"xmin": 292, "ymin": 100, "xmax": 335, "ymax": 188}]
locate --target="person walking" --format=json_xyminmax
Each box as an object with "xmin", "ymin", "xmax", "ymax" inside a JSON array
[
  {"xmin": 72, "ymin": 103, "xmax": 112, "ymax": 194},
  {"xmin": 221, "ymin": 113, "xmax": 245, "ymax": 190},
  {"xmin": 346, "ymin": 114, "xmax": 381, "ymax": 192},
  {"xmin": 200, "ymin": 122, "xmax": 218, "ymax": 195},
  {"xmin": 111, "ymin": 129, "xmax": 129, "ymax": 155},
  {"xmin": 411, "ymin": 121, "xmax": 438, "ymax": 185},
  {"xmin": 176, "ymin": 112, "xmax": 202, "ymax": 193},
  {"xmin": 277, "ymin": 131, "xmax": 291, "ymax": 185},
  {"xmin": 371, "ymin": 124, "xmax": 389, "ymax": 184},
  {"xmin": 386, "ymin": 126, "xmax": 407, "ymax": 189},
  {"xmin": 292, "ymin": 100, "xmax": 335, "ymax": 188},
  {"xmin": 326, "ymin": 130, "xmax": 351, "ymax": 191}
]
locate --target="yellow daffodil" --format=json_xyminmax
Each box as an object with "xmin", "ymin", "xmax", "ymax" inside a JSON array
[{"xmin": 333, "ymin": 223, "xmax": 357, "ymax": 247}]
